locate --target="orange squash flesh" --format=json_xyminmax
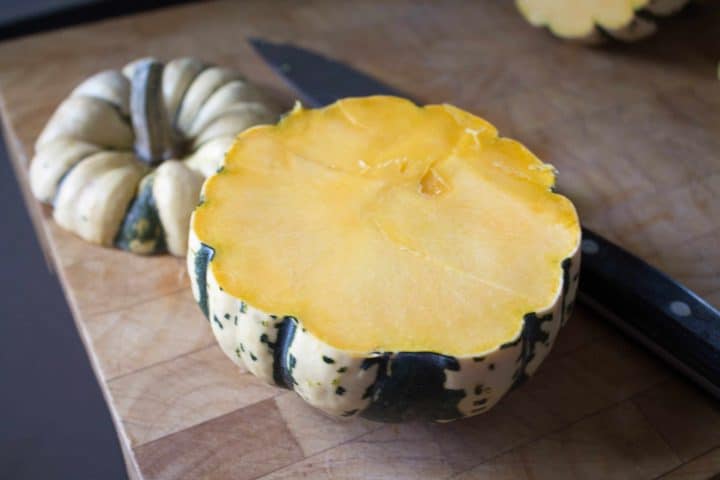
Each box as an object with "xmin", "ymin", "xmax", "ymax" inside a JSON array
[{"xmin": 193, "ymin": 96, "xmax": 580, "ymax": 356}]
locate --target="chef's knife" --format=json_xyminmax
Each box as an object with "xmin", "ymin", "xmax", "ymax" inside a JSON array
[{"xmin": 249, "ymin": 38, "xmax": 720, "ymax": 399}]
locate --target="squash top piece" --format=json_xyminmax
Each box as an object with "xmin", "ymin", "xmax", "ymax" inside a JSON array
[
  {"xmin": 193, "ymin": 96, "xmax": 580, "ymax": 356},
  {"xmin": 516, "ymin": 0, "xmax": 690, "ymax": 42}
]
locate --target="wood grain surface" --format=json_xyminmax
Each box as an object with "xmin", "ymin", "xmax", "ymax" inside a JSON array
[{"xmin": 0, "ymin": 1, "xmax": 718, "ymax": 479}]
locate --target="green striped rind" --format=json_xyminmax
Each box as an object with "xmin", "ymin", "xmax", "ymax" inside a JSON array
[
  {"xmin": 114, "ymin": 173, "xmax": 166, "ymax": 254},
  {"xmin": 187, "ymin": 228, "xmax": 581, "ymax": 422}
]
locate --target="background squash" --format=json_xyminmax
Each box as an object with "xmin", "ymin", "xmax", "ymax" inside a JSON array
[
  {"xmin": 30, "ymin": 57, "xmax": 281, "ymax": 256},
  {"xmin": 516, "ymin": 0, "xmax": 691, "ymax": 43},
  {"xmin": 188, "ymin": 97, "xmax": 582, "ymax": 422}
]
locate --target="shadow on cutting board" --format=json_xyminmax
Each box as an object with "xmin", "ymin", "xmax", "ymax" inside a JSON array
[{"xmin": 0, "ymin": 138, "xmax": 126, "ymax": 479}]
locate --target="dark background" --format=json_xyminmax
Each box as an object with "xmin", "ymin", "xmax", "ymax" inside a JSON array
[
  {"xmin": 0, "ymin": 144, "xmax": 127, "ymax": 479},
  {"xmin": 0, "ymin": 0, "xmax": 93, "ymax": 27},
  {"xmin": 0, "ymin": 2, "xmax": 165, "ymax": 479}
]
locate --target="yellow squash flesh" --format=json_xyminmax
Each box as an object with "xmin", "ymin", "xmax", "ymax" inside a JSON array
[{"xmin": 193, "ymin": 96, "xmax": 580, "ymax": 356}]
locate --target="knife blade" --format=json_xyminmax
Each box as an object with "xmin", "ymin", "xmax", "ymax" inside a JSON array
[{"xmin": 249, "ymin": 37, "xmax": 720, "ymax": 399}]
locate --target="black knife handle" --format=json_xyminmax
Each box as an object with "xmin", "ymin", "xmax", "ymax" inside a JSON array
[{"xmin": 578, "ymin": 227, "xmax": 720, "ymax": 398}]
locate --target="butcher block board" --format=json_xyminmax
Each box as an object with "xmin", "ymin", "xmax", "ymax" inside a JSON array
[{"xmin": 1, "ymin": 1, "xmax": 719, "ymax": 479}]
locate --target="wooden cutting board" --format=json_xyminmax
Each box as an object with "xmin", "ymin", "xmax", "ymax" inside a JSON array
[{"xmin": 1, "ymin": 1, "xmax": 719, "ymax": 479}]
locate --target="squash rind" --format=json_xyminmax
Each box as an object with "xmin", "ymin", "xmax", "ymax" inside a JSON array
[
  {"xmin": 187, "ymin": 228, "xmax": 581, "ymax": 422},
  {"xmin": 29, "ymin": 138, "xmax": 101, "ymax": 203},
  {"xmin": 115, "ymin": 173, "xmax": 166, "ymax": 254},
  {"xmin": 36, "ymin": 96, "xmax": 134, "ymax": 150},
  {"xmin": 152, "ymin": 161, "xmax": 204, "ymax": 256},
  {"xmin": 30, "ymin": 57, "xmax": 282, "ymax": 256}
]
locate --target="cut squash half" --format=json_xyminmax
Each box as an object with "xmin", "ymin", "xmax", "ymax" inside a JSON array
[{"xmin": 189, "ymin": 96, "xmax": 581, "ymax": 422}]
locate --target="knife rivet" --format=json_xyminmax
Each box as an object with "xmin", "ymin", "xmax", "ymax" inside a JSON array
[
  {"xmin": 581, "ymin": 239, "xmax": 599, "ymax": 255},
  {"xmin": 670, "ymin": 301, "xmax": 691, "ymax": 317}
]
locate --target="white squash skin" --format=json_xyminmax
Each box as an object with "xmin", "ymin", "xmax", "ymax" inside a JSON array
[
  {"xmin": 161, "ymin": 57, "xmax": 207, "ymax": 123},
  {"xmin": 152, "ymin": 161, "xmax": 204, "ymax": 256},
  {"xmin": 54, "ymin": 152, "xmax": 130, "ymax": 228},
  {"xmin": 184, "ymin": 136, "xmax": 236, "ymax": 178},
  {"xmin": 188, "ymin": 82, "xmax": 272, "ymax": 136},
  {"xmin": 30, "ymin": 57, "xmax": 281, "ymax": 256},
  {"xmin": 74, "ymin": 161, "xmax": 146, "ymax": 245},
  {"xmin": 192, "ymin": 108, "xmax": 276, "ymax": 147},
  {"xmin": 54, "ymin": 152, "xmax": 146, "ymax": 245},
  {"xmin": 121, "ymin": 57, "xmax": 156, "ymax": 80},
  {"xmin": 36, "ymin": 96, "xmax": 134, "ymax": 150},
  {"xmin": 70, "ymin": 70, "xmax": 131, "ymax": 117},
  {"xmin": 284, "ymin": 327, "xmax": 381, "ymax": 418},
  {"xmin": 444, "ymin": 250, "xmax": 580, "ymax": 419},
  {"xmin": 28, "ymin": 138, "xmax": 100, "ymax": 203},
  {"xmin": 175, "ymin": 67, "xmax": 243, "ymax": 134},
  {"xmin": 187, "ymin": 227, "xmax": 581, "ymax": 421}
]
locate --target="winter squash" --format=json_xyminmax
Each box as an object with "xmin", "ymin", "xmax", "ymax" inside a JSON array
[
  {"xmin": 188, "ymin": 96, "xmax": 581, "ymax": 422},
  {"xmin": 516, "ymin": 0, "xmax": 691, "ymax": 42},
  {"xmin": 30, "ymin": 57, "xmax": 281, "ymax": 256}
]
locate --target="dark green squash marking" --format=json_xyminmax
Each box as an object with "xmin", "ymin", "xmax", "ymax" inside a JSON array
[
  {"xmin": 472, "ymin": 356, "xmax": 485, "ymax": 362},
  {"xmin": 272, "ymin": 316, "xmax": 298, "ymax": 388},
  {"xmin": 224, "ymin": 313, "xmax": 230, "ymax": 320},
  {"xmin": 115, "ymin": 174, "xmax": 166, "ymax": 255},
  {"xmin": 260, "ymin": 333, "xmax": 276, "ymax": 351},
  {"xmin": 249, "ymin": 352, "xmax": 257, "ymax": 361},
  {"xmin": 359, "ymin": 352, "xmax": 465, "ymax": 422},
  {"xmin": 488, "ymin": 363, "xmax": 495, "ymax": 371},
  {"xmin": 362, "ymin": 384, "xmax": 374, "ymax": 400},
  {"xmin": 192, "ymin": 242, "xmax": 215, "ymax": 319},
  {"xmin": 474, "ymin": 385, "xmax": 483, "ymax": 395},
  {"xmin": 337, "ymin": 367, "xmax": 347, "ymax": 373},
  {"xmin": 335, "ymin": 386, "xmax": 346, "ymax": 396},
  {"xmin": 239, "ymin": 301, "xmax": 247, "ymax": 313},
  {"xmin": 322, "ymin": 356, "xmax": 335, "ymax": 364},
  {"xmin": 131, "ymin": 59, "xmax": 181, "ymax": 165},
  {"xmin": 560, "ymin": 257, "xmax": 572, "ymax": 326},
  {"xmin": 500, "ymin": 334, "xmax": 522, "ymax": 350},
  {"xmin": 212, "ymin": 315, "xmax": 223, "ymax": 330},
  {"xmin": 508, "ymin": 312, "xmax": 553, "ymax": 391}
]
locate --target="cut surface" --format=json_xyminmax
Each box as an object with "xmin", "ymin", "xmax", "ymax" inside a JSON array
[{"xmin": 194, "ymin": 96, "xmax": 580, "ymax": 355}]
